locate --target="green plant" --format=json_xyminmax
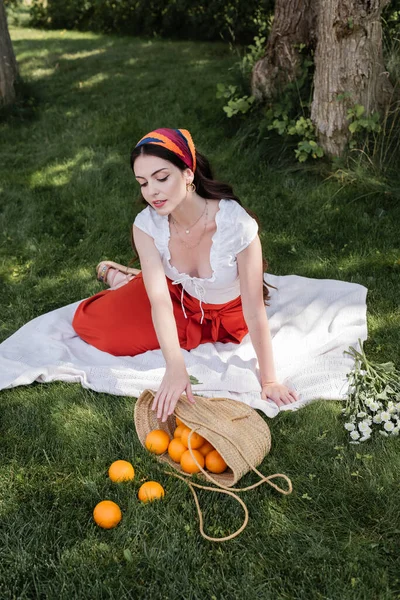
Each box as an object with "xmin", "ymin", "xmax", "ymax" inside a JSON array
[
  {"xmin": 335, "ymin": 89, "xmax": 400, "ymax": 175},
  {"xmin": 347, "ymin": 104, "xmax": 381, "ymax": 144},
  {"xmin": 216, "ymin": 83, "xmax": 256, "ymax": 117},
  {"xmin": 238, "ymin": 11, "xmax": 270, "ymax": 75},
  {"xmin": 217, "ymin": 35, "xmax": 325, "ymax": 162}
]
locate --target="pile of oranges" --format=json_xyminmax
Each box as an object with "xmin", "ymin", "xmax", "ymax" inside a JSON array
[
  {"xmin": 145, "ymin": 417, "xmax": 228, "ymax": 475},
  {"xmin": 93, "ymin": 418, "xmax": 228, "ymax": 530},
  {"xmin": 93, "ymin": 459, "xmax": 165, "ymax": 530}
]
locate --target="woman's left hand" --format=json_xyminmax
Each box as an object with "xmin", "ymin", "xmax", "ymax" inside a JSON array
[{"xmin": 261, "ymin": 382, "xmax": 299, "ymax": 407}]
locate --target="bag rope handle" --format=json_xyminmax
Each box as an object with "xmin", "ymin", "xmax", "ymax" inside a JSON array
[
  {"xmin": 164, "ymin": 427, "xmax": 291, "ymax": 543},
  {"xmin": 164, "ymin": 470, "xmax": 249, "ymax": 543},
  {"xmin": 179, "ymin": 422, "xmax": 293, "ymax": 496},
  {"xmin": 143, "ymin": 391, "xmax": 292, "ymax": 542}
]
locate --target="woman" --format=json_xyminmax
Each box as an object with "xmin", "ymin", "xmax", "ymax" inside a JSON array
[{"xmin": 72, "ymin": 127, "xmax": 299, "ymax": 422}]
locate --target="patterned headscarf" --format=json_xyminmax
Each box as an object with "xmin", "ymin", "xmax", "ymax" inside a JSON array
[{"xmin": 134, "ymin": 128, "xmax": 197, "ymax": 173}]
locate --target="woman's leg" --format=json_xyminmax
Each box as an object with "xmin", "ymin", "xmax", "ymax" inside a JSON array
[{"xmin": 72, "ymin": 272, "xmax": 160, "ymax": 356}]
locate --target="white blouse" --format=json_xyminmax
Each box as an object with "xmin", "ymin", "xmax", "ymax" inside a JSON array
[{"xmin": 133, "ymin": 198, "xmax": 259, "ymax": 323}]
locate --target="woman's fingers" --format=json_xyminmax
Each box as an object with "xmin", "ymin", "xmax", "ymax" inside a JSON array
[
  {"xmin": 156, "ymin": 393, "xmax": 167, "ymax": 420},
  {"xmin": 262, "ymin": 383, "xmax": 300, "ymax": 407},
  {"xmin": 185, "ymin": 383, "xmax": 196, "ymax": 404},
  {"xmin": 162, "ymin": 391, "xmax": 176, "ymax": 422},
  {"xmin": 152, "ymin": 389, "xmax": 189, "ymax": 422}
]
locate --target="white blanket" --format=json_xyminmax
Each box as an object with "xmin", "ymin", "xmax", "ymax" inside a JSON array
[{"xmin": 0, "ymin": 273, "xmax": 368, "ymax": 418}]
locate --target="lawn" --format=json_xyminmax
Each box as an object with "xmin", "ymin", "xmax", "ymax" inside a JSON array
[{"xmin": 0, "ymin": 15, "xmax": 399, "ymax": 600}]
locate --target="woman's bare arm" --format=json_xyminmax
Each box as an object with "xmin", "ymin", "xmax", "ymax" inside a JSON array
[
  {"xmin": 237, "ymin": 235, "xmax": 299, "ymax": 406},
  {"xmin": 133, "ymin": 225, "xmax": 195, "ymax": 419}
]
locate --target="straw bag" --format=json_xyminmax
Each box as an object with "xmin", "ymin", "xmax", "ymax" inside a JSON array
[{"xmin": 134, "ymin": 389, "xmax": 293, "ymax": 542}]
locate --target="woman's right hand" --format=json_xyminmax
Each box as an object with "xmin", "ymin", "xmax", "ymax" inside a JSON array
[{"xmin": 152, "ymin": 362, "xmax": 196, "ymax": 423}]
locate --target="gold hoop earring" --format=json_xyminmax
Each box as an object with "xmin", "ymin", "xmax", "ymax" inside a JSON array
[{"xmin": 186, "ymin": 182, "xmax": 196, "ymax": 193}]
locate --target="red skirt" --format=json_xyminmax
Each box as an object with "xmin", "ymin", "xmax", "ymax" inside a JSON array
[{"xmin": 72, "ymin": 272, "xmax": 249, "ymax": 356}]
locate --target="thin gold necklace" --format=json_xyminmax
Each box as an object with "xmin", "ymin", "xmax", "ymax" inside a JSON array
[
  {"xmin": 171, "ymin": 200, "xmax": 209, "ymax": 249},
  {"xmin": 172, "ymin": 200, "xmax": 207, "ymax": 234}
]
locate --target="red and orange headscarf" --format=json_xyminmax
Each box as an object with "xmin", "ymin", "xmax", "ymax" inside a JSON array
[{"xmin": 134, "ymin": 128, "xmax": 197, "ymax": 173}]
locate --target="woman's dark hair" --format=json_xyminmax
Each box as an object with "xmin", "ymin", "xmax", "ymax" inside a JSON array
[{"xmin": 129, "ymin": 143, "xmax": 276, "ymax": 306}]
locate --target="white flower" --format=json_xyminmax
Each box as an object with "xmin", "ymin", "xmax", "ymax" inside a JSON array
[
  {"xmin": 350, "ymin": 430, "xmax": 360, "ymax": 440},
  {"xmin": 369, "ymin": 402, "xmax": 380, "ymax": 412},
  {"xmin": 373, "ymin": 414, "xmax": 382, "ymax": 424},
  {"xmin": 384, "ymin": 421, "xmax": 395, "ymax": 432},
  {"xmin": 395, "ymin": 402, "xmax": 400, "ymax": 412},
  {"xmin": 391, "ymin": 427, "xmax": 399, "ymax": 436},
  {"xmin": 359, "ymin": 434, "xmax": 371, "ymax": 442},
  {"xmin": 344, "ymin": 423, "xmax": 356, "ymax": 431},
  {"xmin": 380, "ymin": 411, "xmax": 391, "ymax": 422},
  {"xmin": 388, "ymin": 401, "xmax": 396, "ymax": 414},
  {"xmin": 358, "ymin": 421, "xmax": 372, "ymax": 433},
  {"xmin": 357, "ymin": 411, "xmax": 367, "ymax": 418},
  {"xmin": 379, "ymin": 431, "xmax": 389, "ymax": 437},
  {"xmin": 349, "ymin": 441, "xmax": 360, "ymax": 445}
]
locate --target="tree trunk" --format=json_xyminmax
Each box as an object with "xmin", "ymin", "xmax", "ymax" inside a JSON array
[
  {"xmin": 251, "ymin": 0, "xmax": 315, "ymax": 101},
  {"xmin": 252, "ymin": 0, "xmax": 393, "ymax": 158},
  {"xmin": 311, "ymin": 0, "xmax": 393, "ymax": 157},
  {"xmin": 0, "ymin": 0, "xmax": 19, "ymax": 107}
]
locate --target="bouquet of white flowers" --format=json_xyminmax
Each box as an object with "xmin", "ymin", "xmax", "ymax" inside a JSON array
[{"xmin": 342, "ymin": 339, "xmax": 400, "ymax": 443}]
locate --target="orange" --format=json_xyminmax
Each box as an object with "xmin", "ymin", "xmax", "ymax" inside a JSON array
[
  {"xmin": 93, "ymin": 500, "xmax": 122, "ymax": 529},
  {"xmin": 180, "ymin": 449, "xmax": 205, "ymax": 474},
  {"xmin": 205, "ymin": 450, "xmax": 228, "ymax": 474},
  {"xmin": 168, "ymin": 438, "xmax": 187, "ymax": 463},
  {"xmin": 198, "ymin": 440, "xmax": 215, "ymax": 457},
  {"xmin": 174, "ymin": 425, "xmax": 185, "ymax": 439},
  {"xmin": 108, "ymin": 460, "xmax": 135, "ymax": 482},
  {"xmin": 145, "ymin": 429, "xmax": 170, "ymax": 455},
  {"xmin": 176, "ymin": 417, "xmax": 184, "ymax": 427},
  {"xmin": 138, "ymin": 481, "xmax": 165, "ymax": 503},
  {"xmin": 181, "ymin": 427, "xmax": 205, "ymax": 450},
  {"xmin": 179, "ymin": 426, "xmax": 191, "ymax": 446}
]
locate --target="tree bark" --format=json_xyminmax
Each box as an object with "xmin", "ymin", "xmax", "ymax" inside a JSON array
[
  {"xmin": 251, "ymin": 0, "xmax": 315, "ymax": 101},
  {"xmin": 0, "ymin": 0, "xmax": 19, "ymax": 107},
  {"xmin": 251, "ymin": 0, "xmax": 393, "ymax": 158},
  {"xmin": 311, "ymin": 0, "xmax": 393, "ymax": 157}
]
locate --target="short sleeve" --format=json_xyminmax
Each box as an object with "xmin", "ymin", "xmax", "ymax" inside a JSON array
[
  {"xmin": 133, "ymin": 207, "xmax": 152, "ymax": 237},
  {"xmin": 232, "ymin": 202, "xmax": 259, "ymax": 254},
  {"xmin": 132, "ymin": 206, "xmax": 169, "ymax": 256}
]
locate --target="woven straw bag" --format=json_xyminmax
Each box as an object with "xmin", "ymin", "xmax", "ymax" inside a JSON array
[{"xmin": 134, "ymin": 389, "xmax": 292, "ymax": 542}]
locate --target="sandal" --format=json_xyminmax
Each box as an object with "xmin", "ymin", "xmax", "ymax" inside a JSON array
[{"xmin": 96, "ymin": 261, "xmax": 141, "ymax": 289}]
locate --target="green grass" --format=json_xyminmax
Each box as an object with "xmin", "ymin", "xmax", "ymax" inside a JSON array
[{"xmin": 1, "ymin": 18, "xmax": 400, "ymax": 600}]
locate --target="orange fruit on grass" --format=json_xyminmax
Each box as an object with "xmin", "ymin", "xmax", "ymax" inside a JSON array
[
  {"xmin": 168, "ymin": 438, "xmax": 187, "ymax": 463},
  {"xmin": 138, "ymin": 481, "xmax": 165, "ymax": 503},
  {"xmin": 205, "ymin": 450, "xmax": 228, "ymax": 474},
  {"xmin": 145, "ymin": 429, "xmax": 170, "ymax": 455},
  {"xmin": 176, "ymin": 417, "xmax": 184, "ymax": 427},
  {"xmin": 180, "ymin": 449, "xmax": 205, "ymax": 474},
  {"xmin": 198, "ymin": 440, "xmax": 215, "ymax": 457},
  {"xmin": 93, "ymin": 500, "xmax": 122, "ymax": 529},
  {"xmin": 181, "ymin": 427, "xmax": 205, "ymax": 450},
  {"xmin": 174, "ymin": 425, "xmax": 185, "ymax": 439},
  {"xmin": 108, "ymin": 460, "xmax": 135, "ymax": 482}
]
